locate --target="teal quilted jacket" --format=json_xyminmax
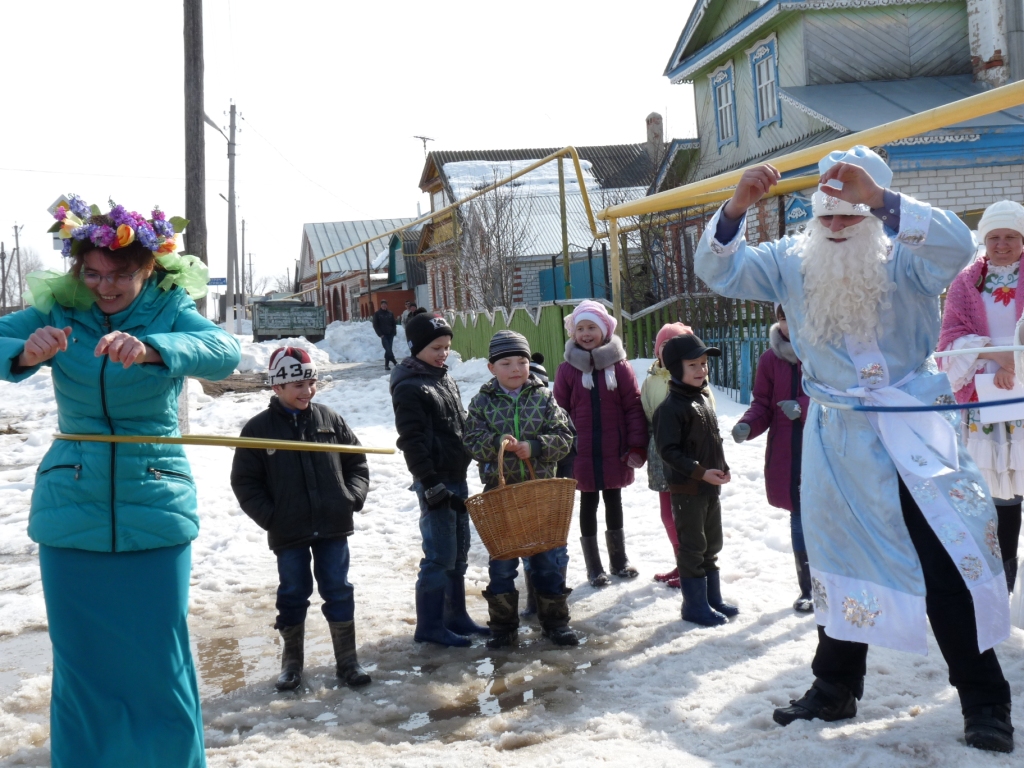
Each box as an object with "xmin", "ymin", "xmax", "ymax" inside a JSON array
[
  {"xmin": 0, "ymin": 277, "xmax": 240, "ymax": 552},
  {"xmin": 465, "ymin": 375, "xmax": 573, "ymax": 487}
]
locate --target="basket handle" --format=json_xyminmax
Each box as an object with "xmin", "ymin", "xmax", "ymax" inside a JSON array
[{"xmin": 498, "ymin": 437, "xmax": 537, "ymax": 488}]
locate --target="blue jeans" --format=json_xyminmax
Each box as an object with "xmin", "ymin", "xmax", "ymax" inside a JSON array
[
  {"xmin": 790, "ymin": 510, "xmax": 806, "ymax": 554},
  {"xmin": 381, "ymin": 334, "xmax": 397, "ymax": 365},
  {"xmin": 522, "ymin": 545, "xmax": 568, "ymax": 573},
  {"xmin": 275, "ymin": 537, "xmax": 354, "ymax": 628},
  {"xmin": 413, "ymin": 479, "xmax": 470, "ymax": 592},
  {"xmin": 489, "ymin": 548, "xmax": 564, "ymax": 595}
]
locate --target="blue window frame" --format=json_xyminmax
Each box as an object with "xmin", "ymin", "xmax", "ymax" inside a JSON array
[
  {"xmin": 709, "ymin": 62, "xmax": 738, "ymax": 152},
  {"xmin": 748, "ymin": 35, "xmax": 781, "ymax": 135}
]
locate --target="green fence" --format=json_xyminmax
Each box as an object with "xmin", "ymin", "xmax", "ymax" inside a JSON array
[{"xmin": 446, "ymin": 295, "xmax": 776, "ymax": 402}]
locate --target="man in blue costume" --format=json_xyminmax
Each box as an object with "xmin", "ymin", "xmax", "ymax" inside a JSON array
[{"xmin": 695, "ymin": 146, "xmax": 1013, "ymax": 753}]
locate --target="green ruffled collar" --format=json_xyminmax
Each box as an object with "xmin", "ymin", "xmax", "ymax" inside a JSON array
[{"xmin": 23, "ymin": 253, "xmax": 209, "ymax": 314}]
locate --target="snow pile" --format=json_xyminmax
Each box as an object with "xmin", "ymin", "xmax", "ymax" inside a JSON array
[
  {"xmin": 235, "ymin": 335, "xmax": 330, "ymax": 374},
  {"xmin": 218, "ymin": 318, "xmax": 253, "ymax": 335},
  {"xmin": 317, "ymin": 321, "xmax": 407, "ymax": 364}
]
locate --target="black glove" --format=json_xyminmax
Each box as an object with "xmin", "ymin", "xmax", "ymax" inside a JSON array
[
  {"xmin": 423, "ymin": 481, "xmax": 452, "ymax": 510},
  {"xmin": 449, "ymin": 495, "xmax": 467, "ymax": 514}
]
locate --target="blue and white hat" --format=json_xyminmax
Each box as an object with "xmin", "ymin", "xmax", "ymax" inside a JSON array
[{"xmin": 811, "ymin": 145, "xmax": 892, "ymax": 218}]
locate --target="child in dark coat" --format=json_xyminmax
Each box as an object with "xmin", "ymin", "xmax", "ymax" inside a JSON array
[
  {"xmin": 554, "ymin": 300, "xmax": 648, "ymax": 587},
  {"xmin": 653, "ymin": 333, "xmax": 738, "ymax": 627},
  {"xmin": 734, "ymin": 304, "xmax": 812, "ymax": 611},
  {"xmin": 465, "ymin": 331, "xmax": 578, "ymax": 648},
  {"xmin": 231, "ymin": 347, "xmax": 371, "ymax": 690}
]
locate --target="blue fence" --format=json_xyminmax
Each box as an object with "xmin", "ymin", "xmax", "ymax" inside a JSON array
[{"xmin": 538, "ymin": 255, "xmax": 609, "ymax": 301}]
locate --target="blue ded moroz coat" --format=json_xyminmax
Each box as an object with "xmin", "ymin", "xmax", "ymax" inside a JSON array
[
  {"xmin": 0, "ymin": 278, "xmax": 240, "ymax": 551},
  {"xmin": 695, "ymin": 195, "xmax": 1010, "ymax": 655}
]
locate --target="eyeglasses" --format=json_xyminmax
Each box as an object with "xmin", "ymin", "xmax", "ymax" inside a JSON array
[{"xmin": 81, "ymin": 268, "xmax": 143, "ymax": 287}]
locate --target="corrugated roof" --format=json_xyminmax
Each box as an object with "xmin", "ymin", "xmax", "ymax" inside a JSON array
[
  {"xmin": 420, "ymin": 144, "xmax": 663, "ymax": 192},
  {"xmin": 689, "ymin": 127, "xmax": 847, "ymax": 183},
  {"xmin": 780, "ymin": 75, "xmax": 1024, "ymax": 133},
  {"xmin": 302, "ymin": 218, "xmax": 415, "ymax": 279}
]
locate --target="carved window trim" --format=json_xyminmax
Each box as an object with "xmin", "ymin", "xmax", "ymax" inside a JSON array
[
  {"xmin": 747, "ymin": 34, "xmax": 782, "ymax": 135},
  {"xmin": 709, "ymin": 61, "xmax": 738, "ymax": 152}
]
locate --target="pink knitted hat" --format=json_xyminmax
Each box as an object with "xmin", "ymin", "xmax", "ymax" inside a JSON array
[
  {"xmin": 564, "ymin": 300, "xmax": 616, "ymax": 340},
  {"xmin": 654, "ymin": 322, "xmax": 693, "ymax": 362}
]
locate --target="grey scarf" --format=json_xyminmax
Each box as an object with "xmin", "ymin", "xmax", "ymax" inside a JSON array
[{"xmin": 563, "ymin": 334, "xmax": 627, "ymax": 390}]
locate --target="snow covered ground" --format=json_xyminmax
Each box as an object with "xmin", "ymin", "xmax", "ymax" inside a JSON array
[{"xmin": 0, "ymin": 322, "xmax": 1022, "ymax": 766}]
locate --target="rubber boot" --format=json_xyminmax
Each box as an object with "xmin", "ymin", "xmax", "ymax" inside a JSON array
[
  {"xmin": 580, "ymin": 536, "xmax": 610, "ymax": 587},
  {"xmin": 654, "ymin": 566, "xmax": 679, "ymax": 584},
  {"xmin": 1005, "ymin": 558, "xmax": 1019, "ymax": 594},
  {"xmin": 520, "ymin": 570, "xmax": 538, "ymax": 618},
  {"xmin": 773, "ymin": 678, "xmax": 859, "ymax": 726},
  {"xmin": 793, "ymin": 551, "xmax": 813, "ymax": 612},
  {"xmin": 483, "ymin": 589, "xmax": 519, "ymax": 649},
  {"xmin": 444, "ymin": 573, "xmax": 490, "ymax": 636},
  {"xmin": 328, "ymin": 620, "xmax": 371, "ymax": 687},
  {"xmin": 705, "ymin": 569, "xmax": 739, "ymax": 617},
  {"xmin": 965, "ymin": 703, "xmax": 1015, "ymax": 753},
  {"xmin": 536, "ymin": 588, "xmax": 579, "ymax": 646},
  {"xmin": 606, "ymin": 529, "xmax": 639, "ymax": 578},
  {"xmin": 275, "ymin": 623, "xmax": 304, "ymax": 691},
  {"xmin": 680, "ymin": 576, "xmax": 727, "ymax": 627},
  {"xmin": 414, "ymin": 584, "xmax": 471, "ymax": 647}
]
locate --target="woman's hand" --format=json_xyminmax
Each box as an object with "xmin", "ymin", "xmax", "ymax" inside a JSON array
[
  {"xmin": 979, "ymin": 349, "xmax": 1015, "ymax": 372},
  {"xmin": 994, "ymin": 367, "xmax": 1017, "ymax": 390},
  {"xmin": 702, "ymin": 469, "xmax": 731, "ymax": 485},
  {"xmin": 19, "ymin": 326, "xmax": 72, "ymax": 368},
  {"xmin": 95, "ymin": 331, "xmax": 162, "ymax": 369}
]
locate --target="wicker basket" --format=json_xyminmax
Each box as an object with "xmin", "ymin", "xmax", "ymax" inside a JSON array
[{"xmin": 465, "ymin": 439, "xmax": 577, "ymax": 560}]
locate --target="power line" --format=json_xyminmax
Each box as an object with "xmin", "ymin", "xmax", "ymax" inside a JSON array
[{"xmin": 237, "ymin": 114, "xmax": 364, "ymax": 213}]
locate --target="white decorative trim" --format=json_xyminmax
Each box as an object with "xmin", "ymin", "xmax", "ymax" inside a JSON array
[
  {"xmin": 779, "ymin": 92, "xmax": 848, "ymax": 132},
  {"xmin": 811, "ymin": 567, "xmax": 929, "ymax": 654},
  {"xmin": 671, "ymin": 6, "xmax": 783, "ymax": 83},
  {"xmin": 888, "ymin": 134, "xmax": 982, "ymax": 147},
  {"xmin": 894, "ymin": 194, "xmax": 933, "ymax": 248},
  {"xmin": 745, "ymin": 31, "xmax": 778, "ymax": 62},
  {"xmin": 704, "ymin": 206, "xmax": 745, "ymax": 257},
  {"xmin": 707, "ymin": 60, "xmax": 733, "ymax": 83}
]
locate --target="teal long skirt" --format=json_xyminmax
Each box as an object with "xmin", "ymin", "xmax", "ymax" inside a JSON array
[{"xmin": 39, "ymin": 543, "xmax": 205, "ymax": 768}]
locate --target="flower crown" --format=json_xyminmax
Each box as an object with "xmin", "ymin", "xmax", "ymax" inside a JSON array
[{"xmin": 48, "ymin": 194, "xmax": 187, "ymax": 260}]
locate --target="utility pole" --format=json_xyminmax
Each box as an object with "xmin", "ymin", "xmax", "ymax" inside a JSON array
[
  {"xmin": 248, "ymin": 252, "xmax": 253, "ymax": 296},
  {"xmin": 240, "ymin": 218, "xmax": 245, "ymax": 313},
  {"xmin": 558, "ymin": 156, "xmax": 571, "ymax": 299},
  {"xmin": 227, "ymin": 102, "xmax": 240, "ymax": 332},
  {"xmin": 183, "ymin": 0, "xmax": 207, "ymax": 317},
  {"xmin": 13, "ymin": 225, "xmax": 24, "ymax": 309},
  {"xmin": 0, "ymin": 242, "xmax": 6, "ymax": 310},
  {"xmin": 365, "ymin": 242, "xmax": 373, "ymax": 317}
]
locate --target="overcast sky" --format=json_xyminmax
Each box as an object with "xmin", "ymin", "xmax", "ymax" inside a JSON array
[{"xmin": 1, "ymin": 1, "xmax": 697, "ymax": 289}]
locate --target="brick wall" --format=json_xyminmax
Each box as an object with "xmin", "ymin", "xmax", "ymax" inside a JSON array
[{"xmin": 894, "ymin": 165, "xmax": 1024, "ymax": 212}]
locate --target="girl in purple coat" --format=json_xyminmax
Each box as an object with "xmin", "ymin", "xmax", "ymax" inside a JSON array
[
  {"xmin": 554, "ymin": 301, "xmax": 649, "ymax": 586},
  {"xmin": 733, "ymin": 305, "xmax": 813, "ymax": 612}
]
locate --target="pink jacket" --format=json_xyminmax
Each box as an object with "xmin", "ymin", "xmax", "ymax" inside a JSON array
[{"xmin": 938, "ymin": 254, "xmax": 1024, "ymax": 403}]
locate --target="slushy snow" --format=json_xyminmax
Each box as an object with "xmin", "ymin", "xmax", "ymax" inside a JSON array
[{"xmin": 0, "ymin": 321, "xmax": 1021, "ymax": 767}]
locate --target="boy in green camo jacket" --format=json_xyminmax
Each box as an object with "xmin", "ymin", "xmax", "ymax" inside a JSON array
[{"xmin": 464, "ymin": 330, "xmax": 579, "ymax": 649}]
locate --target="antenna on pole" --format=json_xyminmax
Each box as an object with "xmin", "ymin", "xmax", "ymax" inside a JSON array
[{"xmin": 413, "ymin": 136, "xmax": 434, "ymax": 156}]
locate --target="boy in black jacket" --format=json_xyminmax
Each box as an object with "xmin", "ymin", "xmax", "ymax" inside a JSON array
[
  {"xmin": 231, "ymin": 347, "xmax": 371, "ymax": 691},
  {"xmin": 653, "ymin": 333, "xmax": 739, "ymax": 627},
  {"xmin": 390, "ymin": 312, "xmax": 488, "ymax": 647}
]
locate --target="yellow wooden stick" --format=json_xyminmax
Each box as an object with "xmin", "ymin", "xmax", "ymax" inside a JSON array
[{"xmin": 54, "ymin": 433, "xmax": 396, "ymax": 455}]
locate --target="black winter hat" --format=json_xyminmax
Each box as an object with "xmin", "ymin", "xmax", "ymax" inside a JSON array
[
  {"xmin": 488, "ymin": 330, "xmax": 531, "ymax": 363},
  {"xmin": 406, "ymin": 312, "xmax": 454, "ymax": 356},
  {"xmin": 529, "ymin": 352, "xmax": 548, "ymax": 384},
  {"xmin": 662, "ymin": 333, "xmax": 721, "ymax": 380}
]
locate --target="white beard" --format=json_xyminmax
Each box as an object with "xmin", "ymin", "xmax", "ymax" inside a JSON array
[{"xmin": 798, "ymin": 217, "xmax": 895, "ymax": 346}]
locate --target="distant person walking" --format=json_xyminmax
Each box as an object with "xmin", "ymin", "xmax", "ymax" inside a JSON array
[
  {"xmin": 402, "ymin": 301, "xmax": 419, "ymax": 327},
  {"xmin": 372, "ymin": 300, "xmax": 398, "ymax": 370}
]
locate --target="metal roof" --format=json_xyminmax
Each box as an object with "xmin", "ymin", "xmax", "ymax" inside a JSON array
[
  {"xmin": 420, "ymin": 144, "xmax": 663, "ymax": 192},
  {"xmin": 301, "ymin": 218, "xmax": 415, "ymax": 279},
  {"xmin": 780, "ymin": 75, "xmax": 1024, "ymax": 133}
]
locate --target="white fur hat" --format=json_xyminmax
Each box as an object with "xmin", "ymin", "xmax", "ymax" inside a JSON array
[
  {"xmin": 811, "ymin": 145, "xmax": 892, "ymax": 218},
  {"xmin": 977, "ymin": 200, "xmax": 1024, "ymax": 242}
]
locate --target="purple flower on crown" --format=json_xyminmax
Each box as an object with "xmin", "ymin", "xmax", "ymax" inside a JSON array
[
  {"xmin": 109, "ymin": 205, "xmax": 132, "ymax": 228},
  {"xmin": 71, "ymin": 225, "xmax": 95, "ymax": 241},
  {"xmin": 151, "ymin": 208, "xmax": 166, "ymax": 221},
  {"xmin": 153, "ymin": 218, "xmax": 175, "ymax": 237},
  {"xmin": 92, "ymin": 225, "xmax": 116, "ymax": 248},
  {"xmin": 54, "ymin": 207, "xmax": 67, "ymax": 222},
  {"xmin": 67, "ymin": 194, "xmax": 90, "ymax": 219},
  {"xmin": 61, "ymin": 238, "xmax": 73, "ymax": 258},
  {"xmin": 136, "ymin": 223, "xmax": 159, "ymax": 250}
]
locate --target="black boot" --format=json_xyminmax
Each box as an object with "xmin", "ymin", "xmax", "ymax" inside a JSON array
[
  {"xmin": 444, "ymin": 574, "xmax": 490, "ymax": 636},
  {"xmin": 520, "ymin": 570, "xmax": 538, "ymax": 618},
  {"xmin": 965, "ymin": 703, "xmax": 1015, "ymax": 753},
  {"xmin": 793, "ymin": 551, "xmax": 813, "ymax": 613},
  {"xmin": 705, "ymin": 569, "xmax": 739, "ymax": 617},
  {"xmin": 773, "ymin": 678, "xmax": 859, "ymax": 726},
  {"xmin": 414, "ymin": 584, "xmax": 471, "ymax": 647},
  {"xmin": 483, "ymin": 589, "xmax": 519, "ymax": 649},
  {"xmin": 536, "ymin": 588, "xmax": 579, "ymax": 646},
  {"xmin": 605, "ymin": 529, "xmax": 638, "ymax": 578},
  {"xmin": 1005, "ymin": 558, "xmax": 1019, "ymax": 594},
  {"xmin": 680, "ymin": 576, "xmax": 727, "ymax": 626},
  {"xmin": 328, "ymin": 620, "xmax": 371, "ymax": 687},
  {"xmin": 580, "ymin": 536, "xmax": 610, "ymax": 587},
  {"xmin": 275, "ymin": 623, "xmax": 304, "ymax": 691}
]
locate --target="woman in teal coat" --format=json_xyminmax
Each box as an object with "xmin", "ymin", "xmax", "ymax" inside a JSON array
[{"xmin": 0, "ymin": 195, "xmax": 240, "ymax": 768}]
